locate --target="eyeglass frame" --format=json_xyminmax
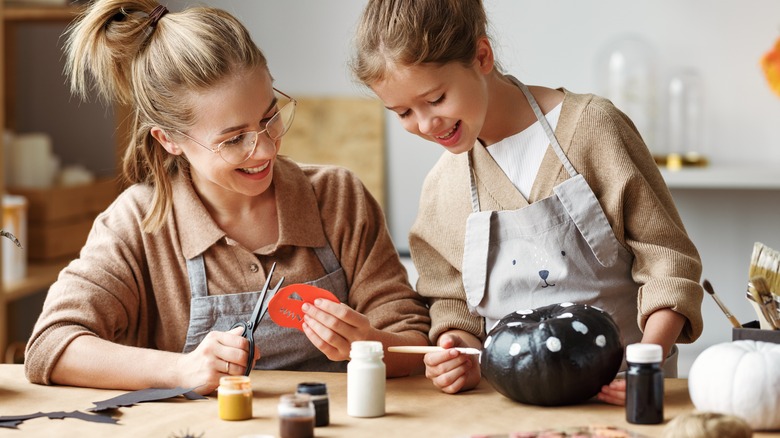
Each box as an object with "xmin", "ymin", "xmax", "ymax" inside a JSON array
[{"xmin": 174, "ymin": 87, "xmax": 297, "ymax": 165}]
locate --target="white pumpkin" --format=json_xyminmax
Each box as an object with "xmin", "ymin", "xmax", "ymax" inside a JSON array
[{"xmin": 688, "ymin": 340, "xmax": 780, "ymax": 430}]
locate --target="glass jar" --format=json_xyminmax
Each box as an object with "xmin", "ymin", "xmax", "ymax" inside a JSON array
[
  {"xmin": 278, "ymin": 393, "xmax": 315, "ymax": 438},
  {"xmin": 218, "ymin": 375, "xmax": 253, "ymax": 421}
]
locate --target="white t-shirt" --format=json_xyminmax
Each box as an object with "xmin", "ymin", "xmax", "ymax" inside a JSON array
[{"xmin": 486, "ymin": 103, "xmax": 562, "ymax": 200}]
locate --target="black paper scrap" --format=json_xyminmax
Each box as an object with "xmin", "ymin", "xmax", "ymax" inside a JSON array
[
  {"xmin": 0, "ymin": 410, "xmax": 119, "ymax": 428},
  {"xmin": 89, "ymin": 386, "xmax": 206, "ymax": 412}
]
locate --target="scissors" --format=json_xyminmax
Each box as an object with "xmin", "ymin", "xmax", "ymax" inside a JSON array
[{"xmin": 231, "ymin": 262, "xmax": 285, "ymax": 375}]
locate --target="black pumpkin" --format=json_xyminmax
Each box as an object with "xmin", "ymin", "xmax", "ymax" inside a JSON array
[{"xmin": 480, "ymin": 302, "xmax": 624, "ymax": 406}]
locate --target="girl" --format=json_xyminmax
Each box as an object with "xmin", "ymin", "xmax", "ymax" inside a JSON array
[
  {"xmin": 25, "ymin": 0, "xmax": 430, "ymax": 395},
  {"xmin": 351, "ymin": 0, "xmax": 703, "ymax": 405}
]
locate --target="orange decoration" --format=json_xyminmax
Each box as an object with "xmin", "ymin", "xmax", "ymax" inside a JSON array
[
  {"xmin": 761, "ymin": 36, "xmax": 780, "ymax": 97},
  {"xmin": 268, "ymin": 284, "xmax": 340, "ymax": 330}
]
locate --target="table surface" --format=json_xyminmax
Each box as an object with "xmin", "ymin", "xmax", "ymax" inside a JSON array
[{"xmin": 0, "ymin": 364, "xmax": 776, "ymax": 437}]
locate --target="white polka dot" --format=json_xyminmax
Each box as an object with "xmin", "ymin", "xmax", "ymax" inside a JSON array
[
  {"xmin": 515, "ymin": 309, "xmax": 533, "ymax": 315},
  {"xmin": 484, "ymin": 336, "xmax": 492, "ymax": 349},
  {"xmin": 557, "ymin": 312, "xmax": 574, "ymax": 319},
  {"xmin": 507, "ymin": 322, "xmax": 521, "ymax": 327},
  {"xmin": 509, "ymin": 343, "xmax": 522, "ymax": 356},
  {"xmin": 489, "ymin": 320, "xmax": 501, "ymax": 332},
  {"xmin": 546, "ymin": 337, "xmax": 562, "ymax": 352},
  {"xmin": 560, "ymin": 302, "xmax": 575, "ymax": 307},
  {"xmin": 572, "ymin": 321, "xmax": 588, "ymax": 334},
  {"xmin": 595, "ymin": 335, "xmax": 606, "ymax": 347}
]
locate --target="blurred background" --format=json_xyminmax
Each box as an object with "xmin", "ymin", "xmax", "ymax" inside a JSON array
[{"xmin": 6, "ymin": 0, "xmax": 780, "ymax": 374}]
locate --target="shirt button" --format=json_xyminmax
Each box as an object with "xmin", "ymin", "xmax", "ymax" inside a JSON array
[{"xmin": 249, "ymin": 263, "xmax": 259, "ymax": 273}]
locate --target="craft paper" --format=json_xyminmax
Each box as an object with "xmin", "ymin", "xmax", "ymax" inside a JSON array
[
  {"xmin": 0, "ymin": 410, "xmax": 119, "ymax": 429},
  {"xmin": 89, "ymin": 386, "xmax": 206, "ymax": 412},
  {"xmin": 268, "ymin": 284, "xmax": 340, "ymax": 330}
]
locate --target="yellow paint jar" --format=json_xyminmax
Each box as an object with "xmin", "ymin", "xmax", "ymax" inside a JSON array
[{"xmin": 218, "ymin": 375, "xmax": 253, "ymax": 421}]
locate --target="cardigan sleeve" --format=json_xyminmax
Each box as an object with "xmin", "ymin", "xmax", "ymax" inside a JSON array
[
  {"xmin": 409, "ymin": 154, "xmax": 485, "ymax": 342},
  {"xmin": 565, "ymin": 96, "xmax": 704, "ymax": 343},
  {"xmin": 24, "ymin": 190, "xmax": 151, "ymax": 384}
]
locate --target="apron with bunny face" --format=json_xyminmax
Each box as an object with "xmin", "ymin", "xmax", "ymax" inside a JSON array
[{"xmin": 461, "ymin": 79, "xmax": 655, "ymax": 371}]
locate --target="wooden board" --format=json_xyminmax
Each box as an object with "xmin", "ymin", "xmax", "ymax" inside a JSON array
[{"xmin": 281, "ymin": 97, "xmax": 385, "ymax": 208}]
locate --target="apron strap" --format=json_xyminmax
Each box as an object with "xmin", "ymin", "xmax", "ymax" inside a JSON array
[
  {"xmin": 313, "ymin": 241, "xmax": 341, "ymax": 274},
  {"xmin": 186, "ymin": 253, "xmax": 208, "ymax": 298},
  {"xmin": 467, "ymin": 153, "xmax": 481, "ymax": 213},
  {"xmin": 509, "ymin": 76, "xmax": 578, "ymax": 179},
  {"xmin": 462, "ymin": 210, "xmax": 493, "ymax": 308}
]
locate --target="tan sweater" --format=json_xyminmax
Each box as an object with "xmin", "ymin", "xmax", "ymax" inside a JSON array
[
  {"xmin": 410, "ymin": 89, "xmax": 703, "ymax": 343},
  {"xmin": 26, "ymin": 156, "xmax": 430, "ymax": 384}
]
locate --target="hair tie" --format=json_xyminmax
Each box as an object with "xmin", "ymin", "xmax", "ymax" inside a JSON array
[{"xmin": 148, "ymin": 4, "xmax": 169, "ymax": 28}]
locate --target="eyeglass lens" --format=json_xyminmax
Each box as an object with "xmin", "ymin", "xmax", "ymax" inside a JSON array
[{"xmin": 219, "ymin": 98, "xmax": 296, "ymax": 164}]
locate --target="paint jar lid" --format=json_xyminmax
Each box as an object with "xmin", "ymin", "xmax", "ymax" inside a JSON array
[
  {"xmin": 297, "ymin": 382, "xmax": 327, "ymax": 395},
  {"xmin": 626, "ymin": 343, "xmax": 662, "ymax": 363},
  {"xmin": 349, "ymin": 341, "xmax": 384, "ymax": 359}
]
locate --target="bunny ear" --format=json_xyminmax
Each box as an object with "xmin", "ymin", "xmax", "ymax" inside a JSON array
[{"xmin": 268, "ymin": 284, "xmax": 340, "ymax": 331}]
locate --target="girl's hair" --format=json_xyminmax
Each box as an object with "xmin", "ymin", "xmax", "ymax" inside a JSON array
[
  {"xmin": 351, "ymin": 0, "xmax": 492, "ymax": 85},
  {"xmin": 64, "ymin": 0, "xmax": 268, "ymax": 232}
]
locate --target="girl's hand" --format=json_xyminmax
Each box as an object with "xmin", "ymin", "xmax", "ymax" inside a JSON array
[
  {"xmin": 597, "ymin": 378, "xmax": 626, "ymax": 405},
  {"xmin": 424, "ymin": 333, "xmax": 481, "ymax": 394},
  {"xmin": 176, "ymin": 326, "xmax": 257, "ymax": 394},
  {"xmin": 301, "ymin": 299, "xmax": 376, "ymax": 361}
]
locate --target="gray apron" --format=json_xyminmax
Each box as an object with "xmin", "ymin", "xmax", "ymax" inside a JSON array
[
  {"xmin": 462, "ymin": 78, "xmax": 677, "ymax": 375},
  {"xmin": 182, "ymin": 243, "xmax": 349, "ymax": 372}
]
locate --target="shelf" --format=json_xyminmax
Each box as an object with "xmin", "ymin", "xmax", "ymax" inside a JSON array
[
  {"xmin": 3, "ymin": 3, "xmax": 79, "ymax": 22},
  {"xmin": 660, "ymin": 164, "xmax": 780, "ymax": 190},
  {"xmin": 3, "ymin": 259, "xmax": 68, "ymax": 301}
]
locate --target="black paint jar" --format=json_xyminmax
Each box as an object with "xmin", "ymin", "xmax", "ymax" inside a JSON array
[
  {"xmin": 625, "ymin": 343, "xmax": 664, "ymax": 424},
  {"xmin": 297, "ymin": 382, "xmax": 329, "ymax": 427}
]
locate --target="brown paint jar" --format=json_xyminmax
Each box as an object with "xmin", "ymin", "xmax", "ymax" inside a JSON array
[{"xmin": 278, "ymin": 393, "xmax": 314, "ymax": 438}]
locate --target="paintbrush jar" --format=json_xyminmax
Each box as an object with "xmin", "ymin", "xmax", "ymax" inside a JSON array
[{"xmin": 625, "ymin": 343, "xmax": 664, "ymax": 424}]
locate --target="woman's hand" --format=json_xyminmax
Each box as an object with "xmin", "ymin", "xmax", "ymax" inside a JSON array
[
  {"xmin": 301, "ymin": 299, "xmax": 376, "ymax": 362},
  {"xmin": 176, "ymin": 326, "xmax": 258, "ymax": 394},
  {"xmin": 597, "ymin": 378, "xmax": 626, "ymax": 405},
  {"xmin": 424, "ymin": 331, "xmax": 481, "ymax": 394}
]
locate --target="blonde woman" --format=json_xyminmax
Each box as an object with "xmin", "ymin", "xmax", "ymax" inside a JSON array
[{"xmin": 25, "ymin": 0, "xmax": 429, "ymax": 395}]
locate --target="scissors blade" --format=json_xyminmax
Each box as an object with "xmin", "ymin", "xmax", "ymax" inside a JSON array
[{"xmin": 247, "ymin": 262, "xmax": 277, "ymax": 330}]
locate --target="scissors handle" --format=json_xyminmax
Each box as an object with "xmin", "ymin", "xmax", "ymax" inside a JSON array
[{"xmin": 230, "ymin": 321, "xmax": 255, "ymax": 376}]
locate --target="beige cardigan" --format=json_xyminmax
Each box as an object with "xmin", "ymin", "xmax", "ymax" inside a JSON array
[
  {"xmin": 410, "ymin": 89, "xmax": 703, "ymax": 343},
  {"xmin": 26, "ymin": 156, "xmax": 430, "ymax": 384}
]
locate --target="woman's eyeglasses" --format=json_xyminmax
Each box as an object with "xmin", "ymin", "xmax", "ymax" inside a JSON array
[{"xmin": 177, "ymin": 88, "xmax": 296, "ymax": 165}]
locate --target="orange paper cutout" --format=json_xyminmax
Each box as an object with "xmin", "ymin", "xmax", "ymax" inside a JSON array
[{"xmin": 268, "ymin": 284, "xmax": 339, "ymax": 331}]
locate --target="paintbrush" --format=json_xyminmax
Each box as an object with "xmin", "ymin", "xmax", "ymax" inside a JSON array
[
  {"xmin": 702, "ymin": 279, "xmax": 741, "ymax": 328},
  {"xmin": 749, "ymin": 242, "xmax": 780, "ymax": 296},
  {"xmin": 748, "ymin": 276, "xmax": 779, "ymax": 330},
  {"xmin": 387, "ymin": 346, "xmax": 482, "ymax": 355}
]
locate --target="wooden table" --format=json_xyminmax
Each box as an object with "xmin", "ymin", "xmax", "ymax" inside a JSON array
[{"xmin": 0, "ymin": 364, "xmax": 776, "ymax": 437}]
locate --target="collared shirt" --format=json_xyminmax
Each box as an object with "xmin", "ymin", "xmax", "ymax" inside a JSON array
[{"xmin": 26, "ymin": 156, "xmax": 430, "ymax": 384}]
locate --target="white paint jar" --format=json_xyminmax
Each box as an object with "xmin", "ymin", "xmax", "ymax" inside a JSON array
[{"xmin": 347, "ymin": 340, "xmax": 385, "ymax": 417}]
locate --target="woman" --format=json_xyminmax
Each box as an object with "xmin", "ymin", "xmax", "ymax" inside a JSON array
[{"xmin": 25, "ymin": 0, "xmax": 429, "ymax": 395}]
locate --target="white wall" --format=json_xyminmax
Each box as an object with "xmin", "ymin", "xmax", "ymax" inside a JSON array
[{"xmin": 19, "ymin": 1, "xmax": 780, "ymax": 376}]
